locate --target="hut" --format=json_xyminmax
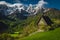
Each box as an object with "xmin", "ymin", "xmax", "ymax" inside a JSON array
[{"xmin": 38, "ymin": 15, "xmax": 53, "ymax": 27}]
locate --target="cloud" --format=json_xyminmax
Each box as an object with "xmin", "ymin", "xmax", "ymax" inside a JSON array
[
  {"xmin": 0, "ymin": 0, "xmax": 48, "ymax": 15},
  {"xmin": 33, "ymin": 0, "xmax": 48, "ymax": 15},
  {"xmin": 0, "ymin": 1, "xmax": 11, "ymax": 5},
  {"xmin": 0, "ymin": 1, "xmax": 25, "ymax": 15},
  {"xmin": 0, "ymin": 1, "xmax": 23, "ymax": 7},
  {"xmin": 37, "ymin": 0, "xmax": 48, "ymax": 9}
]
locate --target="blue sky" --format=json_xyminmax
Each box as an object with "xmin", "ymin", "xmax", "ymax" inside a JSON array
[{"xmin": 0, "ymin": 0, "xmax": 60, "ymax": 9}]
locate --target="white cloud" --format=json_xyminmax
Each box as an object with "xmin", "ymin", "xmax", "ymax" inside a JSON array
[
  {"xmin": 33, "ymin": 0, "xmax": 48, "ymax": 15},
  {"xmin": 0, "ymin": 1, "xmax": 23, "ymax": 7},
  {"xmin": 0, "ymin": 1, "xmax": 25, "ymax": 15},
  {"xmin": 0, "ymin": 0, "xmax": 48, "ymax": 15},
  {"xmin": 0, "ymin": 1, "xmax": 11, "ymax": 5},
  {"xmin": 37, "ymin": 0, "xmax": 48, "ymax": 9}
]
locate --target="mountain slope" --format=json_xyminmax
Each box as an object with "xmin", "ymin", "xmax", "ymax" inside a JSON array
[
  {"xmin": 45, "ymin": 8, "xmax": 60, "ymax": 19},
  {"xmin": 0, "ymin": 8, "xmax": 60, "ymax": 33},
  {"xmin": 20, "ymin": 28, "xmax": 60, "ymax": 40},
  {"xmin": 0, "ymin": 8, "xmax": 60, "ymax": 40}
]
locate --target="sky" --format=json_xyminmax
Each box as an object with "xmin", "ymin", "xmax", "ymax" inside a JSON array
[{"xmin": 0, "ymin": 0, "xmax": 60, "ymax": 9}]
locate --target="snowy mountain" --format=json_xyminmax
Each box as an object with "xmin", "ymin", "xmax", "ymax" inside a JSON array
[
  {"xmin": 0, "ymin": 1, "xmax": 25, "ymax": 16},
  {"xmin": 0, "ymin": 0, "xmax": 48, "ymax": 16}
]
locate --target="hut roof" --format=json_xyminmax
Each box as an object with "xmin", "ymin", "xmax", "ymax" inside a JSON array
[{"xmin": 37, "ymin": 15, "xmax": 53, "ymax": 26}]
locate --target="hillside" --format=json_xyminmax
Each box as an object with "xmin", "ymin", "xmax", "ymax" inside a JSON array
[
  {"xmin": 0, "ymin": 8, "xmax": 60, "ymax": 40},
  {"xmin": 0, "ymin": 8, "xmax": 60, "ymax": 33},
  {"xmin": 45, "ymin": 8, "xmax": 60, "ymax": 19},
  {"xmin": 21, "ymin": 28, "xmax": 60, "ymax": 40}
]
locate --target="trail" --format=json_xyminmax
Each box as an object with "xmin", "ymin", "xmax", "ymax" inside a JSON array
[{"xmin": 29, "ymin": 29, "xmax": 44, "ymax": 36}]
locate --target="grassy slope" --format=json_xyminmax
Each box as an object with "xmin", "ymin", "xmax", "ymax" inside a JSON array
[{"xmin": 20, "ymin": 28, "xmax": 60, "ymax": 40}]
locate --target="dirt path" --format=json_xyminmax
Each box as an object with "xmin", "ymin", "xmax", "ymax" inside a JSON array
[{"xmin": 29, "ymin": 29, "xmax": 44, "ymax": 36}]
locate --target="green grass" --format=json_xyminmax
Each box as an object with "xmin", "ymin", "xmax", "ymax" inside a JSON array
[
  {"xmin": 10, "ymin": 34, "xmax": 19, "ymax": 37},
  {"xmin": 20, "ymin": 28, "xmax": 60, "ymax": 40}
]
